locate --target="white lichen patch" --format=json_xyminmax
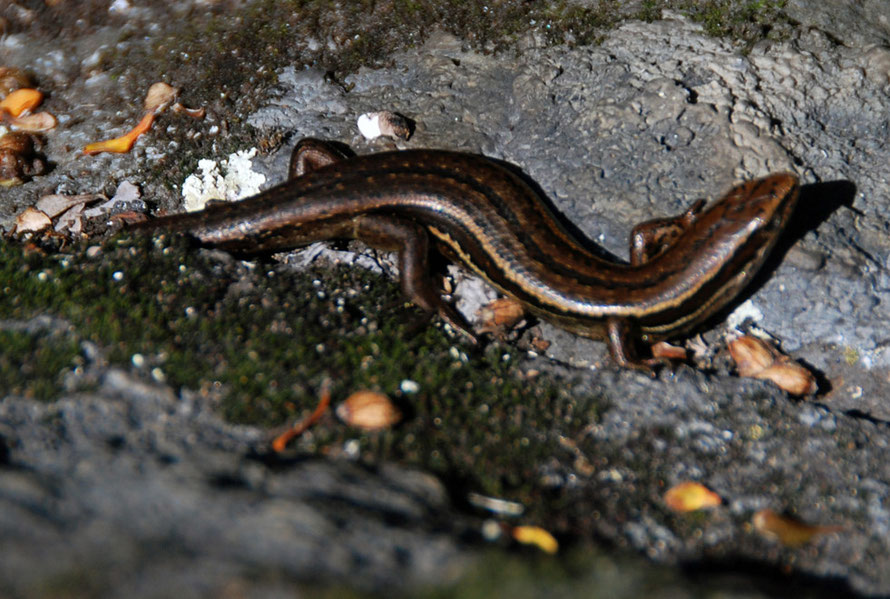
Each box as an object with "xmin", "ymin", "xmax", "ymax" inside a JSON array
[
  {"xmin": 181, "ymin": 148, "xmax": 266, "ymax": 212},
  {"xmin": 726, "ymin": 298, "xmax": 764, "ymax": 332},
  {"xmin": 449, "ymin": 264, "xmax": 500, "ymax": 324}
]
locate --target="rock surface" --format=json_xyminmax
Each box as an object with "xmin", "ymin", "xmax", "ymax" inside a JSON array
[
  {"xmin": 1, "ymin": 370, "xmax": 465, "ymax": 597},
  {"xmin": 3, "ymin": 3, "xmax": 890, "ymax": 598}
]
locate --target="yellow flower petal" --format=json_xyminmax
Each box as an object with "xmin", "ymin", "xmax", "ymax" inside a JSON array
[
  {"xmin": 664, "ymin": 481, "xmax": 722, "ymax": 512},
  {"xmin": 512, "ymin": 525, "xmax": 558, "ymax": 554}
]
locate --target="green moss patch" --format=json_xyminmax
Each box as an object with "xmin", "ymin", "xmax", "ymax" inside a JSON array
[
  {"xmin": 1, "ymin": 234, "xmax": 608, "ymax": 515},
  {"xmin": 681, "ymin": 0, "xmax": 792, "ymax": 48},
  {"xmin": 0, "ymin": 329, "xmax": 84, "ymax": 401}
]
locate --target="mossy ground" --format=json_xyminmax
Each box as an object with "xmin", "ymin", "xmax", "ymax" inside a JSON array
[
  {"xmin": 0, "ymin": 1, "xmax": 814, "ymax": 590},
  {"xmin": 0, "ymin": 329, "xmax": 84, "ymax": 401},
  {"xmin": 0, "ymin": 233, "xmax": 609, "ymax": 519}
]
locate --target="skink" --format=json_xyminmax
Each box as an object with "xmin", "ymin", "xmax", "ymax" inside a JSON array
[{"xmin": 134, "ymin": 138, "xmax": 800, "ymax": 371}]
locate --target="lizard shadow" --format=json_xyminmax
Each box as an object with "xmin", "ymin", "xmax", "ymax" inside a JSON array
[
  {"xmin": 769, "ymin": 179, "xmax": 857, "ymax": 262},
  {"xmin": 705, "ymin": 179, "xmax": 856, "ymax": 392},
  {"xmin": 727, "ymin": 179, "xmax": 856, "ymax": 312}
]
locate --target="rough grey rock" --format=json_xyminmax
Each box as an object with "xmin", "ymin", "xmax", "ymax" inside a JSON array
[
  {"xmin": 5, "ymin": 7, "xmax": 890, "ymax": 598},
  {"xmin": 203, "ymin": 16, "xmax": 890, "ymax": 594},
  {"xmin": 0, "ymin": 369, "xmax": 466, "ymax": 598},
  {"xmin": 785, "ymin": 0, "xmax": 890, "ymax": 46},
  {"xmin": 249, "ymin": 16, "xmax": 890, "ymax": 412}
]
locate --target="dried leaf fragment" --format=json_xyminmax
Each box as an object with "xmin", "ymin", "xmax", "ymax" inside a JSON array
[
  {"xmin": 38, "ymin": 193, "xmax": 104, "ymax": 235},
  {"xmin": 530, "ymin": 336, "xmax": 551, "ymax": 352},
  {"xmin": 729, "ymin": 336, "xmax": 816, "ymax": 396},
  {"xmin": 54, "ymin": 203, "xmax": 88, "ymax": 235},
  {"xmin": 7, "ymin": 111, "xmax": 57, "ymax": 132},
  {"xmin": 664, "ymin": 481, "xmax": 722, "ymax": 512},
  {"xmin": 753, "ymin": 508, "xmax": 842, "ymax": 547},
  {"xmin": 13, "ymin": 206, "xmax": 51, "ymax": 234},
  {"xmin": 171, "ymin": 103, "xmax": 206, "ymax": 119},
  {"xmin": 512, "ymin": 525, "xmax": 558, "ymax": 554},
  {"xmin": 477, "ymin": 297, "xmax": 525, "ymax": 331},
  {"xmin": 758, "ymin": 362, "xmax": 818, "ymax": 396},
  {"xmin": 36, "ymin": 193, "xmax": 105, "ymax": 218},
  {"xmin": 143, "ymin": 82, "xmax": 179, "ymax": 114},
  {"xmin": 336, "ymin": 390, "xmax": 402, "ymax": 431},
  {"xmin": 729, "ymin": 336, "xmax": 774, "ymax": 376},
  {"xmin": 13, "ymin": 192, "xmax": 106, "ymax": 237},
  {"xmin": 651, "ymin": 341, "xmax": 688, "ymax": 361}
]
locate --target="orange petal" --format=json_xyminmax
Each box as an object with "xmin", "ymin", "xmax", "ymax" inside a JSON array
[
  {"xmin": 83, "ymin": 112, "xmax": 155, "ymax": 155},
  {"xmin": 664, "ymin": 481, "xmax": 722, "ymax": 512},
  {"xmin": 511, "ymin": 525, "xmax": 558, "ymax": 554},
  {"xmin": 753, "ymin": 508, "xmax": 843, "ymax": 547},
  {"xmin": 0, "ymin": 88, "xmax": 43, "ymax": 117}
]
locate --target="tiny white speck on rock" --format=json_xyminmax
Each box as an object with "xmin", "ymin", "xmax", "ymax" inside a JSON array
[
  {"xmin": 357, "ymin": 113, "xmax": 382, "ymax": 140},
  {"xmin": 400, "ymin": 379, "xmax": 420, "ymax": 394}
]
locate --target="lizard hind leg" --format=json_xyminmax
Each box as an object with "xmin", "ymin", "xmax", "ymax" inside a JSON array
[
  {"xmin": 353, "ymin": 214, "xmax": 478, "ymax": 343},
  {"xmin": 288, "ymin": 138, "xmax": 354, "ymax": 179}
]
